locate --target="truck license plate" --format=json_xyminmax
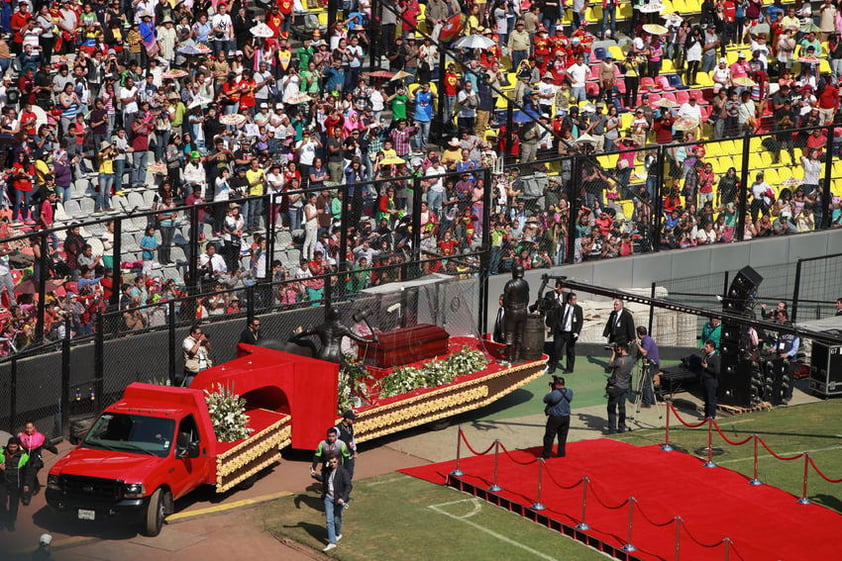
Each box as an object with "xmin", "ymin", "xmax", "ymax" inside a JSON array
[{"xmin": 77, "ymin": 509, "xmax": 96, "ymax": 520}]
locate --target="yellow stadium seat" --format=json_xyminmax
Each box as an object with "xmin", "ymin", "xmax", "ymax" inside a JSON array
[
  {"xmin": 598, "ymin": 154, "xmax": 619, "ymax": 168},
  {"xmin": 763, "ymin": 168, "xmax": 781, "ymax": 185},
  {"xmin": 586, "ymin": 6, "xmax": 602, "ymax": 23},
  {"xmin": 619, "ymin": 201, "xmax": 635, "ymax": 220},
  {"xmin": 318, "ymin": 12, "xmax": 328, "ymax": 26},
  {"xmin": 618, "ymin": 3, "xmax": 634, "ymax": 19},
  {"xmin": 609, "ymin": 45, "xmax": 626, "ymax": 60},
  {"xmin": 418, "ymin": 3, "xmax": 426, "ymax": 21},
  {"xmin": 620, "ymin": 111, "xmax": 634, "ymax": 131},
  {"xmin": 748, "ymin": 137, "xmax": 763, "ymax": 153},
  {"xmin": 820, "ymin": 59, "xmax": 831, "ymax": 75},
  {"xmin": 710, "ymin": 157, "xmax": 725, "ymax": 174},
  {"xmin": 661, "ymin": 59, "xmax": 675, "ymax": 74},
  {"xmin": 695, "ymin": 72, "xmax": 714, "ymax": 87},
  {"xmin": 705, "ymin": 141, "xmax": 723, "ymax": 156}
]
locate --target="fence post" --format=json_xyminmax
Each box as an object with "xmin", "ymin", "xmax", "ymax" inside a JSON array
[
  {"xmin": 797, "ymin": 453, "xmax": 811, "ymax": 504},
  {"xmin": 576, "ymin": 476, "xmax": 590, "ymax": 530},
  {"xmin": 565, "ymin": 155, "xmax": 581, "ymax": 264},
  {"xmin": 478, "ymin": 166, "xmax": 493, "ymax": 334},
  {"xmin": 187, "ymin": 204, "xmax": 200, "ymax": 297},
  {"xmin": 531, "ymin": 458, "xmax": 546, "ymax": 511},
  {"xmin": 735, "ymin": 134, "xmax": 751, "ymax": 241},
  {"xmin": 411, "ymin": 174, "xmax": 423, "ymax": 278},
  {"xmin": 93, "ymin": 315, "xmax": 103, "ymax": 411},
  {"xmin": 110, "ymin": 217, "xmax": 122, "ymax": 308},
  {"xmin": 265, "ymin": 193, "xmax": 275, "ymax": 281},
  {"xmin": 704, "ymin": 418, "xmax": 716, "ymax": 468},
  {"xmin": 821, "ymin": 124, "xmax": 834, "ymax": 229},
  {"xmin": 651, "ymin": 145, "xmax": 665, "ymax": 252},
  {"xmin": 622, "ymin": 497, "xmax": 637, "ymax": 552},
  {"xmin": 648, "ymin": 282, "xmax": 656, "ymax": 335},
  {"xmin": 450, "ymin": 426, "xmax": 464, "ymax": 477},
  {"xmin": 168, "ymin": 300, "xmax": 176, "ymax": 384},
  {"xmin": 662, "ymin": 399, "xmax": 673, "ymax": 451},
  {"xmin": 748, "ymin": 434, "xmax": 762, "ymax": 486},
  {"xmin": 35, "ymin": 233, "xmax": 49, "ymax": 341},
  {"xmin": 674, "ymin": 516, "xmax": 682, "ymax": 561},
  {"xmin": 489, "ymin": 439, "xmax": 502, "ymax": 492},
  {"xmin": 246, "ymin": 284, "xmax": 255, "ymax": 322},
  {"xmin": 722, "ymin": 537, "xmax": 732, "ymax": 561},
  {"xmin": 9, "ymin": 354, "xmax": 17, "ymax": 432},
  {"xmin": 61, "ymin": 316, "xmax": 71, "ymax": 435},
  {"xmin": 791, "ymin": 259, "xmax": 802, "ymax": 323}
]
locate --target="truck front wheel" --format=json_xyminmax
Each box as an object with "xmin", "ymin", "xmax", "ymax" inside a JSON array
[{"xmin": 143, "ymin": 488, "xmax": 170, "ymax": 537}]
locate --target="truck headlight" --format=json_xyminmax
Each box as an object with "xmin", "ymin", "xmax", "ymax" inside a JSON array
[
  {"xmin": 47, "ymin": 474, "xmax": 62, "ymax": 491},
  {"xmin": 123, "ymin": 483, "xmax": 146, "ymax": 498}
]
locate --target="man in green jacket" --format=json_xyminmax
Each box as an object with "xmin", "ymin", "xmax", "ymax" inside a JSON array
[{"xmin": 0, "ymin": 437, "xmax": 31, "ymax": 531}]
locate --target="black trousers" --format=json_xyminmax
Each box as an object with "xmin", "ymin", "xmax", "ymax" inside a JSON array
[
  {"xmin": 703, "ymin": 376, "xmax": 719, "ymax": 419},
  {"xmin": 0, "ymin": 481, "xmax": 22, "ymax": 525},
  {"xmin": 542, "ymin": 414, "xmax": 570, "ymax": 458},
  {"xmin": 552, "ymin": 331, "xmax": 577, "ymax": 372},
  {"xmin": 607, "ymin": 388, "xmax": 629, "ymax": 432}
]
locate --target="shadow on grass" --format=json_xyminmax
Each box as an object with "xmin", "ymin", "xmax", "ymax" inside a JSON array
[
  {"xmin": 280, "ymin": 520, "xmax": 326, "ymax": 543},
  {"xmin": 812, "ymin": 493, "xmax": 842, "ymax": 512},
  {"xmin": 292, "ymin": 493, "xmax": 324, "ymax": 512},
  {"xmin": 576, "ymin": 412, "xmax": 609, "ymax": 433}
]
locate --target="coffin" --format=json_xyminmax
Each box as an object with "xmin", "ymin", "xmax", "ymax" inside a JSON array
[{"xmin": 361, "ymin": 324, "xmax": 450, "ymax": 369}]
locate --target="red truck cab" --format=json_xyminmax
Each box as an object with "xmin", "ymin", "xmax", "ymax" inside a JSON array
[{"xmin": 46, "ymin": 346, "xmax": 338, "ymax": 536}]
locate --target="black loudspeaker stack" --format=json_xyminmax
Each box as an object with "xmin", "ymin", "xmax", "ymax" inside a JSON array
[{"xmin": 719, "ymin": 267, "xmax": 764, "ymax": 408}]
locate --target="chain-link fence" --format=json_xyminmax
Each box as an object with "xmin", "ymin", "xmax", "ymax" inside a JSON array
[{"xmin": 792, "ymin": 253, "xmax": 842, "ymax": 322}]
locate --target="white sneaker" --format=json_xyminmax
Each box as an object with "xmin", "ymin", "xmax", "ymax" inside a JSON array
[
  {"xmin": 323, "ymin": 543, "xmax": 336, "ymax": 552},
  {"xmin": 336, "ymin": 534, "xmax": 342, "ymax": 542}
]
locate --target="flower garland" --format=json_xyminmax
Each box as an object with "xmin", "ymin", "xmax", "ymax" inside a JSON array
[
  {"xmin": 379, "ymin": 346, "xmax": 489, "ymax": 398},
  {"xmin": 204, "ymin": 384, "xmax": 253, "ymax": 442},
  {"xmin": 338, "ymin": 356, "xmax": 378, "ymax": 414}
]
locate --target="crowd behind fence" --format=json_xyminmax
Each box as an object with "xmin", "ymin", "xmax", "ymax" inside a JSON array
[{"xmin": 2, "ymin": 124, "xmax": 842, "ymax": 359}]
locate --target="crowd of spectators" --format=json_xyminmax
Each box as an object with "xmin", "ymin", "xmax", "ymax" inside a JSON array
[{"xmin": 0, "ymin": 0, "xmax": 840, "ymax": 354}]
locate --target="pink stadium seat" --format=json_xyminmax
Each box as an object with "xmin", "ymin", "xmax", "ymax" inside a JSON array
[
  {"xmin": 640, "ymin": 77, "xmax": 657, "ymax": 91},
  {"xmin": 675, "ymin": 90, "xmax": 690, "ymax": 104},
  {"xmin": 661, "ymin": 91, "xmax": 677, "ymax": 103},
  {"xmin": 656, "ymin": 76, "xmax": 674, "ymax": 91}
]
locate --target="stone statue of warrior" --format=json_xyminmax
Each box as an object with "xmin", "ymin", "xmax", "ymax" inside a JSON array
[{"xmin": 503, "ymin": 265, "xmax": 530, "ymax": 362}]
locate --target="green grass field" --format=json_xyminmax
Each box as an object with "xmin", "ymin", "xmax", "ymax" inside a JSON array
[{"xmin": 260, "ymin": 401, "xmax": 842, "ymax": 560}]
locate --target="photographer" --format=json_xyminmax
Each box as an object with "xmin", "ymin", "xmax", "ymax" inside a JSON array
[
  {"xmin": 541, "ymin": 376, "xmax": 573, "ymax": 459},
  {"xmin": 605, "ymin": 343, "xmax": 633, "ymax": 434},
  {"xmin": 179, "ymin": 324, "xmax": 213, "ymax": 387},
  {"xmin": 634, "ymin": 326, "xmax": 660, "ymax": 408}
]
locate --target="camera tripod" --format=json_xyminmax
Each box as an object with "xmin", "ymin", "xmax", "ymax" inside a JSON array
[{"xmin": 632, "ymin": 358, "xmax": 663, "ymax": 421}]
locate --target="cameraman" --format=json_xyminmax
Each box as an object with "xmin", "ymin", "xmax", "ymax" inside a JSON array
[
  {"xmin": 541, "ymin": 376, "xmax": 573, "ymax": 459},
  {"xmin": 179, "ymin": 324, "xmax": 213, "ymax": 387},
  {"xmin": 634, "ymin": 326, "xmax": 660, "ymax": 408},
  {"xmin": 605, "ymin": 343, "xmax": 633, "ymax": 434}
]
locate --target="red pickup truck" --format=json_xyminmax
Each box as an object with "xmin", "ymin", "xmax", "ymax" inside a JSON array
[
  {"xmin": 46, "ymin": 338, "xmax": 546, "ymax": 536},
  {"xmin": 46, "ymin": 346, "xmax": 337, "ymax": 536}
]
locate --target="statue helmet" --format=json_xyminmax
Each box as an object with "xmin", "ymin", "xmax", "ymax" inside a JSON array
[
  {"xmin": 513, "ymin": 264, "xmax": 525, "ymax": 278},
  {"xmin": 326, "ymin": 306, "xmax": 340, "ymax": 321}
]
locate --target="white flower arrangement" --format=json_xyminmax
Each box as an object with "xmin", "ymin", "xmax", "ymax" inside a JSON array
[
  {"xmin": 379, "ymin": 347, "xmax": 489, "ymax": 398},
  {"xmin": 204, "ymin": 384, "xmax": 253, "ymax": 442}
]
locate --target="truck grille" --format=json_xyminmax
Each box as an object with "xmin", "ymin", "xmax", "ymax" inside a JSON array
[{"xmin": 60, "ymin": 475, "xmax": 122, "ymax": 500}]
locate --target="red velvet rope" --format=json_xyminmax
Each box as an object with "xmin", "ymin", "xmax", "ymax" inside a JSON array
[
  {"xmin": 681, "ymin": 523, "xmax": 729, "ymax": 549},
  {"xmin": 459, "ymin": 430, "xmax": 497, "ymax": 456},
  {"xmin": 668, "ymin": 404, "xmax": 709, "ymax": 428},
  {"xmin": 711, "ymin": 421, "xmax": 754, "ymax": 446},
  {"xmin": 498, "ymin": 442, "xmax": 539, "ymax": 466},
  {"xmin": 588, "ymin": 485, "xmax": 630, "ymax": 510},
  {"xmin": 756, "ymin": 437, "xmax": 805, "ymax": 461},
  {"xmin": 634, "ymin": 502, "xmax": 676, "ymax": 528},
  {"xmin": 808, "ymin": 455, "xmax": 842, "ymax": 483},
  {"xmin": 541, "ymin": 465, "xmax": 585, "ymax": 491}
]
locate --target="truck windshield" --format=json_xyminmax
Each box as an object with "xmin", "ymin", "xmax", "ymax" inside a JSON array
[{"xmin": 83, "ymin": 413, "xmax": 175, "ymax": 458}]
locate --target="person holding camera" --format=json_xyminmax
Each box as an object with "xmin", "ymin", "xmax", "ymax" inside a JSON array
[
  {"xmin": 634, "ymin": 326, "xmax": 660, "ymax": 408},
  {"xmin": 541, "ymin": 376, "xmax": 573, "ymax": 459},
  {"xmin": 605, "ymin": 343, "xmax": 633, "ymax": 434},
  {"xmin": 179, "ymin": 325, "xmax": 213, "ymax": 387}
]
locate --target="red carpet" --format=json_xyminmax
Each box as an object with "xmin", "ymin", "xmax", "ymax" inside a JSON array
[{"xmin": 400, "ymin": 439, "xmax": 842, "ymax": 561}]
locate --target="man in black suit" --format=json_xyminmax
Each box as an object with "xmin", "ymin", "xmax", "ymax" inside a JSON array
[
  {"xmin": 701, "ymin": 339, "xmax": 720, "ymax": 420},
  {"xmin": 492, "ymin": 294, "xmax": 506, "ymax": 344},
  {"xmin": 238, "ymin": 318, "xmax": 262, "ymax": 345},
  {"xmin": 603, "ymin": 299, "xmax": 636, "ymax": 348},
  {"xmin": 319, "ymin": 452, "xmax": 353, "ymax": 552},
  {"xmin": 550, "ymin": 292, "xmax": 583, "ymax": 374}
]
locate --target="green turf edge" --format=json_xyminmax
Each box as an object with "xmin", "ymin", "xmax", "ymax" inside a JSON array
[{"xmin": 259, "ymin": 473, "xmax": 610, "ymax": 561}]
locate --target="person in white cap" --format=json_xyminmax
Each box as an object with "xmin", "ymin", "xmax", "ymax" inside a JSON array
[{"xmin": 33, "ymin": 534, "xmax": 52, "ymax": 560}]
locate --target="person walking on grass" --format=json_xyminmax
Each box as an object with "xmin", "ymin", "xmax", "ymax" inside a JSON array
[{"xmin": 318, "ymin": 452, "xmax": 352, "ymax": 552}]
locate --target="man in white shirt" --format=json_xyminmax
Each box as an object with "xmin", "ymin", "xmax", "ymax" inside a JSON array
[
  {"xmin": 567, "ymin": 55, "xmax": 589, "ymax": 103},
  {"xmin": 210, "ymin": 3, "xmax": 234, "ymax": 57},
  {"xmin": 119, "ymin": 76, "xmax": 139, "ymax": 134},
  {"xmin": 456, "ymin": 81, "xmax": 478, "ymax": 132},
  {"xmin": 424, "ymin": 155, "xmax": 447, "ymax": 217}
]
